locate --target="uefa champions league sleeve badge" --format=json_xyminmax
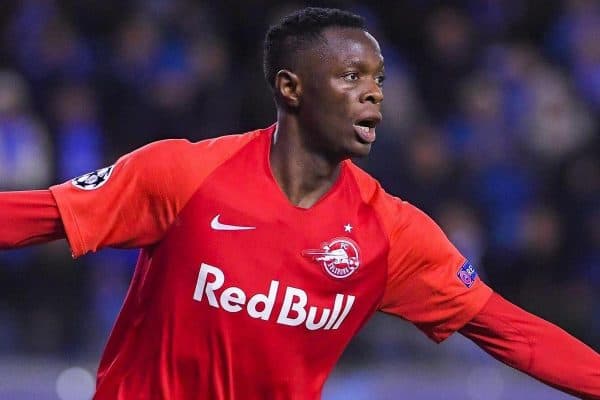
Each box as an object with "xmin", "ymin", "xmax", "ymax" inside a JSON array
[
  {"xmin": 457, "ymin": 260, "xmax": 478, "ymax": 288},
  {"xmin": 71, "ymin": 165, "xmax": 115, "ymax": 190}
]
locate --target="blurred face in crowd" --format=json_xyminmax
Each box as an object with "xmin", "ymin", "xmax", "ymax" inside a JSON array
[{"xmin": 280, "ymin": 28, "xmax": 385, "ymax": 160}]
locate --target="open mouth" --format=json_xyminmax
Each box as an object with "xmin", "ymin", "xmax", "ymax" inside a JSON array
[{"xmin": 353, "ymin": 119, "xmax": 378, "ymax": 144}]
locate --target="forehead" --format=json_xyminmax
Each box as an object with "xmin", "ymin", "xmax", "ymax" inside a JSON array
[{"xmin": 313, "ymin": 28, "xmax": 383, "ymax": 69}]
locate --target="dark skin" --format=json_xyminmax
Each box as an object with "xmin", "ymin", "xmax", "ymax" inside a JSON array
[{"xmin": 270, "ymin": 27, "xmax": 385, "ymax": 208}]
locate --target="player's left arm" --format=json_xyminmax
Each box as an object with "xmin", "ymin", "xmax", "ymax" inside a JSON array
[
  {"xmin": 460, "ymin": 292, "xmax": 600, "ymax": 400},
  {"xmin": 377, "ymin": 200, "xmax": 493, "ymax": 343},
  {"xmin": 375, "ymin": 197, "xmax": 599, "ymax": 398}
]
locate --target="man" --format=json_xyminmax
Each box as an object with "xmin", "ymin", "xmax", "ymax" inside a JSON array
[{"xmin": 1, "ymin": 7, "xmax": 599, "ymax": 399}]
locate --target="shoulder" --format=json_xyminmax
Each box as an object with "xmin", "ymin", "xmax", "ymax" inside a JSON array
[
  {"xmin": 120, "ymin": 129, "xmax": 264, "ymax": 178},
  {"xmin": 192, "ymin": 129, "xmax": 264, "ymax": 156},
  {"xmin": 345, "ymin": 161, "xmax": 439, "ymax": 240},
  {"xmin": 344, "ymin": 161, "xmax": 380, "ymax": 201},
  {"xmin": 344, "ymin": 161, "xmax": 408, "ymax": 236},
  {"xmin": 97, "ymin": 128, "xmax": 266, "ymax": 203},
  {"xmin": 127, "ymin": 129, "xmax": 262, "ymax": 164}
]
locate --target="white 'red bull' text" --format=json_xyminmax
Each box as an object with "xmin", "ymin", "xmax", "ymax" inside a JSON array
[{"xmin": 193, "ymin": 263, "xmax": 355, "ymax": 330}]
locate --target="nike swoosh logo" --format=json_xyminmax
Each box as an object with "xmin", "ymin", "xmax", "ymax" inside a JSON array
[{"xmin": 210, "ymin": 214, "xmax": 256, "ymax": 231}]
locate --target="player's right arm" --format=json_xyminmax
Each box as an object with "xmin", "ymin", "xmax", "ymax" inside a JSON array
[
  {"xmin": 12, "ymin": 133, "xmax": 256, "ymax": 258},
  {"xmin": 49, "ymin": 139, "xmax": 206, "ymax": 257},
  {"xmin": 1, "ymin": 139, "xmax": 204, "ymax": 256},
  {"xmin": 0, "ymin": 190, "xmax": 65, "ymax": 248},
  {"xmin": 1, "ymin": 131, "xmax": 258, "ymax": 257}
]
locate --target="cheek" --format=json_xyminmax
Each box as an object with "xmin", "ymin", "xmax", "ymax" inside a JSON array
[
  {"xmin": 323, "ymin": 85, "xmax": 355, "ymax": 115},
  {"xmin": 303, "ymin": 80, "xmax": 354, "ymax": 124},
  {"xmin": 317, "ymin": 101, "xmax": 350, "ymax": 129}
]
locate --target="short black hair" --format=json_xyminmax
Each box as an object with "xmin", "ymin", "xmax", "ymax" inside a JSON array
[{"xmin": 263, "ymin": 7, "xmax": 366, "ymax": 89}]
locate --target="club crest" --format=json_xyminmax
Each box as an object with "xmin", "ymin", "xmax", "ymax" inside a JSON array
[
  {"xmin": 302, "ymin": 237, "xmax": 360, "ymax": 279},
  {"xmin": 71, "ymin": 165, "xmax": 114, "ymax": 190}
]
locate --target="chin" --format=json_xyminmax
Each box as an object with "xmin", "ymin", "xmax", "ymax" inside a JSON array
[{"xmin": 346, "ymin": 142, "xmax": 372, "ymax": 159}]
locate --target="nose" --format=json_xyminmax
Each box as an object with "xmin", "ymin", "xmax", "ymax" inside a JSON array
[{"xmin": 360, "ymin": 81, "xmax": 384, "ymax": 104}]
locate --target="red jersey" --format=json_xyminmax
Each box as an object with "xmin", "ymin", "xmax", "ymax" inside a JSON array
[{"xmin": 50, "ymin": 125, "xmax": 492, "ymax": 399}]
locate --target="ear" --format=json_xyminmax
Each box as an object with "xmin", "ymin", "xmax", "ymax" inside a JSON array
[{"xmin": 275, "ymin": 69, "xmax": 302, "ymax": 108}]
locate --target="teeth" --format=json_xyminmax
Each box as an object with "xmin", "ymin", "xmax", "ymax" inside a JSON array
[{"xmin": 355, "ymin": 125, "xmax": 369, "ymax": 133}]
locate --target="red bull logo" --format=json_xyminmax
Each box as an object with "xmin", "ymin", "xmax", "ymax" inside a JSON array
[{"xmin": 193, "ymin": 263, "xmax": 355, "ymax": 331}]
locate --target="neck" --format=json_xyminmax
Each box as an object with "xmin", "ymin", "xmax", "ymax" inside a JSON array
[{"xmin": 269, "ymin": 113, "xmax": 342, "ymax": 208}]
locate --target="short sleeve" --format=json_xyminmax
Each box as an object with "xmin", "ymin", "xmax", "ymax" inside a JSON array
[
  {"xmin": 49, "ymin": 139, "xmax": 199, "ymax": 258},
  {"xmin": 378, "ymin": 200, "xmax": 493, "ymax": 342}
]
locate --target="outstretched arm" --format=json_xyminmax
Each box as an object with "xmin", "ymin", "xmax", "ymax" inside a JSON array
[
  {"xmin": 0, "ymin": 190, "xmax": 65, "ymax": 248},
  {"xmin": 460, "ymin": 292, "xmax": 600, "ymax": 399}
]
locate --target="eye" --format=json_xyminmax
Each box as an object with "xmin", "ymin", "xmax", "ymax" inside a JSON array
[
  {"xmin": 375, "ymin": 75, "xmax": 386, "ymax": 87},
  {"xmin": 343, "ymin": 72, "xmax": 360, "ymax": 82}
]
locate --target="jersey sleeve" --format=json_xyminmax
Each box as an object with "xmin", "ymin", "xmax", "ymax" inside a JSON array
[
  {"xmin": 0, "ymin": 190, "xmax": 64, "ymax": 248},
  {"xmin": 460, "ymin": 293, "xmax": 600, "ymax": 398},
  {"xmin": 50, "ymin": 132, "xmax": 260, "ymax": 258},
  {"xmin": 377, "ymin": 198, "xmax": 493, "ymax": 342},
  {"xmin": 49, "ymin": 139, "xmax": 201, "ymax": 258}
]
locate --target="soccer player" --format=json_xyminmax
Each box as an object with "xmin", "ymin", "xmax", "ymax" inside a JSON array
[{"xmin": 2, "ymin": 7, "xmax": 599, "ymax": 400}]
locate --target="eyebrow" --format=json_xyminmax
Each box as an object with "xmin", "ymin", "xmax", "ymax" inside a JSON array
[{"xmin": 342, "ymin": 58, "xmax": 385, "ymax": 70}]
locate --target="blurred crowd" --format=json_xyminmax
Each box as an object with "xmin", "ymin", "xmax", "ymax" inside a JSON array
[{"xmin": 0, "ymin": 0, "xmax": 598, "ymax": 364}]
